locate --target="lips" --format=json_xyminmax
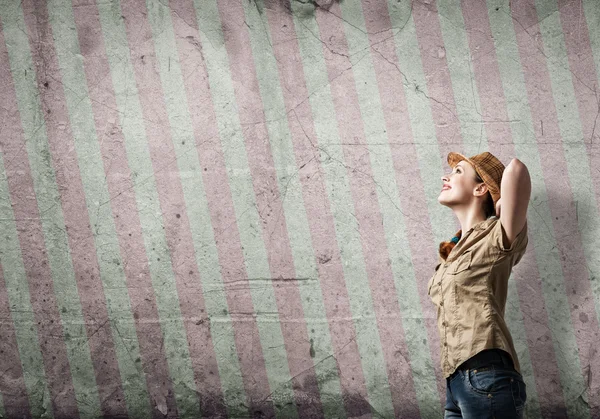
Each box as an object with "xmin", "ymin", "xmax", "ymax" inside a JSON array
[{"xmin": 441, "ymin": 186, "xmax": 451, "ymax": 191}]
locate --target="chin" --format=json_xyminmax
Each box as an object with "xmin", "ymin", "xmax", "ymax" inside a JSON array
[{"xmin": 438, "ymin": 195, "xmax": 456, "ymax": 208}]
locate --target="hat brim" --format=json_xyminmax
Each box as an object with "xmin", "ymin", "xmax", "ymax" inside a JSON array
[{"xmin": 448, "ymin": 152, "xmax": 477, "ymax": 173}]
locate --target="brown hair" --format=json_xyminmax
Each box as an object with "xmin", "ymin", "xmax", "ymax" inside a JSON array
[{"xmin": 438, "ymin": 170, "xmax": 495, "ymax": 260}]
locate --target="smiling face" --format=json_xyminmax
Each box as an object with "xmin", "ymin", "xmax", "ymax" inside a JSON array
[{"xmin": 438, "ymin": 160, "xmax": 488, "ymax": 208}]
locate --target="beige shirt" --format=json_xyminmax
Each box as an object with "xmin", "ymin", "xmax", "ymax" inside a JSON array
[{"xmin": 427, "ymin": 216, "xmax": 528, "ymax": 378}]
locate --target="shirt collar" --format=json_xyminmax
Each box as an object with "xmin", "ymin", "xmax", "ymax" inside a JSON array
[
  {"xmin": 472, "ymin": 215, "xmax": 497, "ymax": 232},
  {"xmin": 447, "ymin": 216, "xmax": 497, "ymax": 261}
]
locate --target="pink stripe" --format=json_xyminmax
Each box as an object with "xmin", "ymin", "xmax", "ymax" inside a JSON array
[
  {"xmin": 70, "ymin": 1, "xmax": 183, "ymax": 417},
  {"xmin": 211, "ymin": 1, "xmax": 326, "ymax": 416},
  {"xmin": 463, "ymin": 1, "xmax": 599, "ymax": 416},
  {"xmin": 0, "ymin": 263, "xmax": 32, "ymax": 418},
  {"xmin": 117, "ymin": 0, "xmax": 233, "ymax": 416},
  {"xmin": 510, "ymin": 1, "xmax": 600, "ymax": 415},
  {"xmin": 305, "ymin": 3, "xmax": 422, "ymax": 417},
  {"xmin": 363, "ymin": 0, "xmax": 460, "ymax": 407},
  {"xmin": 558, "ymin": 0, "xmax": 600, "ymax": 272},
  {"xmin": 0, "ymin": 17, "xmax": 79, "ymax": 419},
  {"xmin": 260, "ymin": 1, "xmax": 374, "ymax": 416},
  {"xmin": 558, "ymin": 0, "xmax": 600, "ymax": 311},
  {"xmin": 461, "ymin": 3, "xmax": 567, "ymax": 416},
  {"xmin": 166, "ymin": 0, "xmax": 287, "ymax": 415},
  {"xmin": 558, "ymin": 0, "xmax": 600, "ymax": 150},
  {"xmin": 19, "ymin": 1, "xmax": 129, "ymax": 415},
  {"xmin": 411, "ymin": 1, "xmax": 466, "ymax": 149},
  {"xmin": 558, "ymin": 1, "xmax": 600, "ymax": 412}
]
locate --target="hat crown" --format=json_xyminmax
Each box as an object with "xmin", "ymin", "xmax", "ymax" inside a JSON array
[{"xmin": 447, "ymin": 151, "xmax": 505, "ymax": 204}]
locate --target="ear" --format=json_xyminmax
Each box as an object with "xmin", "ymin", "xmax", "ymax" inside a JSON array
[{"xmin": 474, "ymin": 182, "xmax": 488, "ymax": 197}]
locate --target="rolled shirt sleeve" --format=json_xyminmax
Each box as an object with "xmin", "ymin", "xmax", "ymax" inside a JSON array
[{"xmin": 491, "ymin": 219, "xmax": 528, "ymax": 264}]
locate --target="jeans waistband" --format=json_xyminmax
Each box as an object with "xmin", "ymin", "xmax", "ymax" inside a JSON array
[{"xmin": 456, "ymin": 349, "xmax": 514, "ymax": 372}]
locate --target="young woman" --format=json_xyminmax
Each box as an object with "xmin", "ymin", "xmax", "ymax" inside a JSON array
[{"xmin": 428, "ymin": 151, "xmax": 531, "ymax": 418}]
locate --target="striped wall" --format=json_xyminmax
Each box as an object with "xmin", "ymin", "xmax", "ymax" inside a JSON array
[{"xmin": 0, "ymin": 0, "xmax": 599, "ymax": 417}]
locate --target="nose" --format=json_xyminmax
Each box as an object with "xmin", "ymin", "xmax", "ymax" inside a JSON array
[{"xmin": 441, "ymin": 174, "xmax": 449, "ymax": 182}]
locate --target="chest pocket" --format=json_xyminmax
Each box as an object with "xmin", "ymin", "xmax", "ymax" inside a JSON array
[{"xmin": 448, "ymin": 250, "xmax": 472, "ymax": 274}]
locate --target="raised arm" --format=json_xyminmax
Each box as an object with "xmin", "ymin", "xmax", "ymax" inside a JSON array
[{"xmin": 497, "ymin": 158, "xmax": 531, "ymax": 248}]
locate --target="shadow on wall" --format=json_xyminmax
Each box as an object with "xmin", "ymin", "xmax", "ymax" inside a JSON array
[{"xmin": 544, "ymin": 186, "xmax": 597, "ymax": 290}]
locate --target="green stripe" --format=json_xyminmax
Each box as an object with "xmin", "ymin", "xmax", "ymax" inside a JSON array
[
  {"xmin": 46, "ymin": 1, "xmax": 153, "ymax": 417},
  {"xmin": 435, "ymin": 1, "xmax": 487, "ymax": 160},
  {"xmin": 188, "ymin": 1, "xmax": 300, "ymax": 417},
  {"xmin": 387, "ymin": 3, "xmax": 538, "ymax": 416},
  {"xmin": 536, "ymin": 1, "xmax": 600, "ymax": 415},
  {"xmin": 483, "ymin": 1, "xmax": 590, "ymax": 417},
  {"xmin": 94, "ymin": 2, "xmax": 200, "ymax": 417},
  {"xmin": 382, "ymin": 5, "xmax": 462, "ymax": 411},
  {"xmin": 337, "ymin": 0, "xmax": 446, "ymax": 416},
  {"xmin": 436, "ymin": 0, "xmax": 575, "ymax": 416},
  {"xmin": 505, "ymin": 279, "xmax": 542, "ymax": 419},
  {"xmin": 0, "ymin": 2, "xmax": 102, "ymax": 417},
  {"xmin": 387, "ymin": 0, "xmax": 457, "ymax": 244},
  {"xmin": 389, "ymin": 1, "xmax": 541, "ymax": 417},
  {"xmin": 582, "ymin": 0, "xmax": 600, "ymax": 362},
  {"xmin": 583, "ymin": 0, "xmax": 600, "ymax": 84},
  {"xmin": 483, "ymin": 2, "xmax": 555, "ymax": 417},
  {"xmin": 143, "ymin": 0, "xmax": 248, "ymax": 416},
  {"xmin": 242, "ymin": 1, "xmax": 346, "ymax": 417},
  {"xmin": 287, "ymin": 2, "xmax": 400, "ymax": 416},
  {"xmin": 0, "ymin": 160, "xmax": 53, "ymax": 418}
]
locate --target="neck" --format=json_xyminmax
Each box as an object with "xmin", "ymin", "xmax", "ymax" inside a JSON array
[{"xmin": 454, "ymin": 208, "xmax": 488, "ymax": 236}]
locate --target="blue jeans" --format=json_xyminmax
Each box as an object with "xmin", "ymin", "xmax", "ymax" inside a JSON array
[{"xmin": 444, "ymin": 350, "xmax": 527, "ymax": 418}]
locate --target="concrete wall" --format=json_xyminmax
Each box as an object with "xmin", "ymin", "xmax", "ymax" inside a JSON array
[{"xmin": 0, "ymin": 0, "xmax": 599, "ymax": 417}]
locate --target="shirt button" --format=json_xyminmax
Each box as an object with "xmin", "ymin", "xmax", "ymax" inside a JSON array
[
  {"xmin": 443, "ymin": 342, "xmax": 447, "ymax": 346},
  {"xmin": 442, "ymin": 322, "xmax": 446, "ymax": 327},
  {"xmin": 440, "ymin": 301, "xmax": 444, "ymax": 306}
]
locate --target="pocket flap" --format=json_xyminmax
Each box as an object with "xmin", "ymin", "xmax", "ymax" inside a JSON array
[{"xmin": 449, "ymin": 251, "xmax": 472, "ymax": 274}]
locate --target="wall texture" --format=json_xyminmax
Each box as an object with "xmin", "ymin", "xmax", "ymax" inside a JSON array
[{"xmin": 0, "ymin": 0, "xmax": 599, "ymax": 418}]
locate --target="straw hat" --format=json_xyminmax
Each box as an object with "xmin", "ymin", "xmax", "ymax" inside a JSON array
[{"xmin": 447, "ymin": 151, "xmax": 505, "ymax": 205}]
